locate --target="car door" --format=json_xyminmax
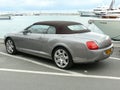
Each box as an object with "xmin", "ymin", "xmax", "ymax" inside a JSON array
[
  {"xmin": 15, "ymin": 24, "xmax": 49, "ymax": 54},
  {"xmin": 40, "ymin": 26, "xmax": 56, "ymax": 53}
]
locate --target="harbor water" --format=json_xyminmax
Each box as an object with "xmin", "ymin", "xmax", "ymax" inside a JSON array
[{"xmin": 0, "ymin": 15, "xmax": 103, "ymax": 38}]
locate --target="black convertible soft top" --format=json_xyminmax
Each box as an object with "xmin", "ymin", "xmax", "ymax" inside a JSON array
[
  {"xmin": 34, "ymin": 21, "xmax": 82, "ymax": 26},
  {"xmin": 33, "ymin": 21, "xmax": 90, "ymax": 34}
]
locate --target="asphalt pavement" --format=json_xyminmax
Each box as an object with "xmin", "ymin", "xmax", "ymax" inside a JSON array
[{"xmin": 0, "ymin": 40, "xmax": 120, "ymax": 90}]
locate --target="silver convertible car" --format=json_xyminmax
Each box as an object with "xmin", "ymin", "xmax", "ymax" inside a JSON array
[{"xmin": 4, "ymin": 21, "xmax": 113, "ymax": 69}]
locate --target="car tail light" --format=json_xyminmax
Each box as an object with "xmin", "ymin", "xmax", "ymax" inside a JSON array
[{"xmin": 86, "ymin": 41, "xmax": 99, "ymax": 50}]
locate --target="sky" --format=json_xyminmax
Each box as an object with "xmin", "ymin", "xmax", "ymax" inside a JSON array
[{"xmin": 0, "ymin": 0, "xmax": 120, "ymax": 11}]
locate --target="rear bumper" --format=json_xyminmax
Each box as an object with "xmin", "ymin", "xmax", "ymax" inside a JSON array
[{"xmin": 73, "ymin": 44, "xmax": 114, "ymax": 63}]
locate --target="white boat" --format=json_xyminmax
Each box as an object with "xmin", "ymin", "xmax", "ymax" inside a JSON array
[
  {"xmin": 93, "ymin": 0, "xmax": 120, "ymax": 18},
  {"xmin": 0, "ymin": 15, "xmax": 11, "ymax": 20},
  {"xmin": 79, "ymin": 11, "xmax": 97, "ymax": 17},
  {"xmin": 79, "ymin": 0, "xmax": 120, "ymax": 17},
  {"xmin": 93, "ymin": 6, "xmax": 108, "ymax": 16},
  {"xmin": 89, "ymin": 18, "xmax": 120, "ymax": 40},
  {"xmin": 93, "ymin": 0, "xmax": 116, "ymax": 15}
]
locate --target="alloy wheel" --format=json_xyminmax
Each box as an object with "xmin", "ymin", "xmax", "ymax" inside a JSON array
[
  {"xmin": 53, "ymin": 48, "xmax": 73, "ymax": 69},
  {"xmin": 5, "ymin": 38, "xmax": 17, "ymax": 54}
]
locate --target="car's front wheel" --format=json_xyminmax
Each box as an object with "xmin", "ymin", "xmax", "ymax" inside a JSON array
[
  {"xmin": 53, "ymin": 47, "xmax": 73, "ymax": 69},
  {"xmin": 5, "ymin": 38, "xmax": 17, "ymax": 54}
]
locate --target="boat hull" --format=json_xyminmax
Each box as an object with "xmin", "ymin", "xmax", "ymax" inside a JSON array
[
  {"xmin": 89, "ymin": 19, "xmax": 120, "ymax": 40},
  {"xmin": 0, "ymin": 16, "xmax": 11, "ymax": 20}
]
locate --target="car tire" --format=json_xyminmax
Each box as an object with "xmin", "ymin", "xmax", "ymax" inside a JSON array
[
  {"xmin": 5, "ymin": 38, "xmax": 17, "ymax": 54},
  {"xmin": 53, "ymin": 47, "xmax": 73, "ymax": 69}
]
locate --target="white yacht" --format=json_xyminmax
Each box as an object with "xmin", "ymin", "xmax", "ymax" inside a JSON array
[
  {"xmin": 0, "ymin": 15, "xmax": 11, "ymax": 20},
  {"xmin": 79, "ymin": 0, "xmax": 120, "ymax": 17},
  {"xmin": 93, "ymin": 0, "xmax": 118, "ymax": 16},
  {"xmin": 93, "ymin": 6, "xmax": 108, "ymax": 16},
  {"xmin": 89, "ymin": 18, "xmax": 120, "ymax": 40}
]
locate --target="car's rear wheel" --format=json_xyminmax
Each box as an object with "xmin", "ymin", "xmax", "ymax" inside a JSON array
[
  {"xmin": 53, "ymin": 47, "xmax": 73, "ymax": 69},
  {"xmin": 5, "ymin": 38, "xmax": 17, "ymax": 54}
]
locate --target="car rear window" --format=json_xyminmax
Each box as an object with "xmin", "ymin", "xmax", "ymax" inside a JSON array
[{"xmin": 68, "ymin": 24, "xmax": 88, "ymax": 31}]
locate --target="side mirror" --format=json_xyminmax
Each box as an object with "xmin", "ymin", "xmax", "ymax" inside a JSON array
[{"xmin": 23, "ymin": 30, "xmax": 30, "ymax": 35}]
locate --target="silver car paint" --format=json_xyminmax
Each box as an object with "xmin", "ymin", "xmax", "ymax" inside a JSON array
[{"xmin": 5, "ymin": 31, "xmax": 113, "ymax": 63}]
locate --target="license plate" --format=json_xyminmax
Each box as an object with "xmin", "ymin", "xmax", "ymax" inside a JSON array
[{"xmin": 105, "ymin": 48, "xmax": 112, "ymax": 55}]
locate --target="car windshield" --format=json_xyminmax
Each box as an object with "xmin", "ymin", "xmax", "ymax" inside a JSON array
[{"xmin": 68, "ymin": 24, "xmax": 88, "ymax": 31}]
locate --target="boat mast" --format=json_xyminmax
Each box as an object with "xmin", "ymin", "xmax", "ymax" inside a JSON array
[{"xmin": 109, "ymin": 0, "xmax": 115, "ymax": 10}]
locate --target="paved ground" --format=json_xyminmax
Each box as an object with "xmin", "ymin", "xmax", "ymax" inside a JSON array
[{"xmin": 0, "ymin": 41, "xmax": 120, "ymax": 90}]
